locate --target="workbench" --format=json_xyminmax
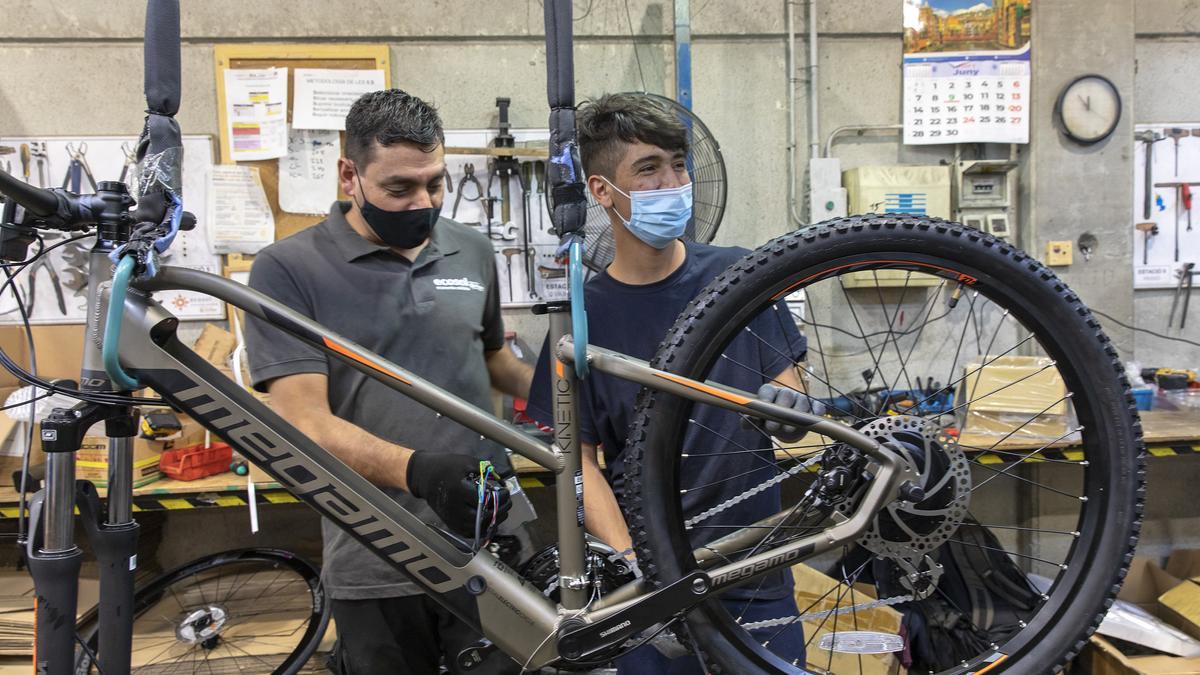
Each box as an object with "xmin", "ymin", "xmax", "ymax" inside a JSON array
[{"xmin": 1, "ymin": 409, "xmax": 1196, "ymax": 518}]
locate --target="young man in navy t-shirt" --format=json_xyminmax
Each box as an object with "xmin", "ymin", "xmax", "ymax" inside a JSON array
[{"xmin": 527, "ymin": 93, "xmax": 821, "ymax": 672}]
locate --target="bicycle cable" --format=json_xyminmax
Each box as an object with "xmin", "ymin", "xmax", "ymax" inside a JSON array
[
  {"xmin": 4, "ymin": 262, "xmax": 39, "ymax": 554},
  {"xmin": 0, "ymin": 232, "xmax": 169, "ymax": 408},
  {"xmin": 1092, "ymin": 308, "xmax": 1200, "ymax": 350}
]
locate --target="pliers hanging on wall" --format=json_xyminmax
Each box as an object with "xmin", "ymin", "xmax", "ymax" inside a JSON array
[
  {"xmin": 61, "ymin": 142, "xmax": 98, "ymax": 193},
  {"xmin": 452, "ymin": 163, "xmax": 484, "ymax": 220},
  {"xmin": 1169, "ymin": 262, "xmax": 1196, "ymax": 330},
  {"xmin": 28, "ymin": 254, "xmax": 67, "ymax": 316}
]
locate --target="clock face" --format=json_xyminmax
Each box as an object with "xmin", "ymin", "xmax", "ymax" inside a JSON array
[{"xmin": 1058, "ymin": 76, "xmax": 1121, "ymax": 144}]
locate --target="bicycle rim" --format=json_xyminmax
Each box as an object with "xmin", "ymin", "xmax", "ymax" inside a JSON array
[
  {"xmin": 78, "ymin": 549, "xmax": 328, "ymax": 675},
  {"xmin": 624, "ymin": 216, "xmax": 1143, "ymax": 674}
]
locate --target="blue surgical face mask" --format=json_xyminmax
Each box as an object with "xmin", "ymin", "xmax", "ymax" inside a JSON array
[{"xmin": 600, "ymin": 177, "xmax": 693, "ymax": 249}]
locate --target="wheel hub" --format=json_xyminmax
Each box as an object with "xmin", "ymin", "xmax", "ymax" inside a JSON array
[
  {"xmin": 837, "ymin": 415, "xmax": 971, "ymax": 594},
  {"xmin": 176, "ymin": 604, "xmax": 229, "ymax": 647}
]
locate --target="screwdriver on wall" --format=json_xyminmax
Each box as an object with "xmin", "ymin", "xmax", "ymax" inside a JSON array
[
  {"xmin": 1185, "ymin": 183, "xmax": 1194, "ymax": 233},
  {"xmin": 1167, "ymin": 128, "xmax": 1190, "ymax": 176}
]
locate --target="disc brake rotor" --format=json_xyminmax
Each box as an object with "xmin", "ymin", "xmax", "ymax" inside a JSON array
[{"xmin": 838, "ymin": 415, "xmax": 971, "ymax": 596}]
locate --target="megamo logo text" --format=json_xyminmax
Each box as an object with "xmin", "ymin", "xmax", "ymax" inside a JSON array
[{"xmin": 434, "ymin": 277, "xmax": 485, "ymax": 292}]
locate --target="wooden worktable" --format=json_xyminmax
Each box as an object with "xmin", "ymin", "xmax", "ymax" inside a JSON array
[{"xmin": 1, "ymin": 409, "xmax": 1196, "ymax": 514}]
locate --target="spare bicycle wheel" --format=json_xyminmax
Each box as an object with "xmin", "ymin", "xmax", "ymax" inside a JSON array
[
  {"xmin": 623, "ymin": 215, "xmax": 1143, "ymax": 674},
  {"xmin": 76, "ymin": 548, "xmax": 329, "ymax": 675}
]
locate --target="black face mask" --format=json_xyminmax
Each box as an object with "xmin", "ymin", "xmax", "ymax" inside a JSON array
[{"xmin": 354, "ymin": 171, "xmax": 438, "ymax": 249}]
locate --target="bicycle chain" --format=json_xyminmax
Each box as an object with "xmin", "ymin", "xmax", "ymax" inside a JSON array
[
  {"xmin": 685, "ymin": 453, "xmax": 824, "ymax": 528},
  {"xmin": 736, "ymin": 593, "xmax": 914, "ymax": 632}
]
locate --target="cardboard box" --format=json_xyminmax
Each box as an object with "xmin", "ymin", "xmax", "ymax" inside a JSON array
[
  {"xmin": 960, "ymin": 355, "xmax": 1073, "ymax": 440},
  {"xmin": 1121, "ymin": 558, "xmax": 1184, "ymax": 620},
  {"xmin": 792, "ymin": 564, "xmax": 902, "ymax": 675},
  {"xmin": 1161, "ymin": 578, "xmax": 1200, "ymax": 643},
  {"xmin": 1082, "ymin": 635, "xmax": 1200, "ymax": 675},
  {"xmin": 0, "ymin": 325, "xmax": 87, "ymax": 386}
]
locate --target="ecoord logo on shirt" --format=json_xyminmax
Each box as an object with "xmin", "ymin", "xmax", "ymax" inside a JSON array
[{"xmin": 433, "ymin": 277, "xmax": 485, "ymax": 292}]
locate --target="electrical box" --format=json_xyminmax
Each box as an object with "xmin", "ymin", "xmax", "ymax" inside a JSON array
[
  {"xmin": 809, "ymin": 158, "xmax": 847, "ymax": 221},
  {"xmin": 843, "ymin": 165, "xmax": 952, "ymax": 220},
  {"xmin": 841, "ymin": 166, "xmax": 951, "ymax": 288},
  {"xmin": 956, "ymin": 159, "xmax": 1019, "ymax": 243}
]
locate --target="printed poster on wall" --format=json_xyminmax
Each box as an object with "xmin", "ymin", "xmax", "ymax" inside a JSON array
[{"xmin": 902, "ymin": 0, "xmax": 1032, "ymax": 145}]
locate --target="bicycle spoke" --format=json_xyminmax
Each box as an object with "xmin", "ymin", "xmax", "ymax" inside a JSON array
[{"xmin": 872, "ymin": 270, "xmax": 919, "ymax": 395}]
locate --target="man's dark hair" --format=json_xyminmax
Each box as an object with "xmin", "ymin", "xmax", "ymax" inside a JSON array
[
  {"xmin": 345, "ymin": 89, "xmax": 445, "ymax": 166},
  {"xmin": 577, "ymin": 93, "xmax": 690, "ymax": 179}
]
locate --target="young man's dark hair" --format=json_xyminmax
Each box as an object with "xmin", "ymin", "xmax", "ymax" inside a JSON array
[
  {"xmin": 344, "ymin": 89, "xmax": 445, "ymax": 166},
  {"xmin": 576, "ymin": 93, "xmax": 690, "ymax": 179}
]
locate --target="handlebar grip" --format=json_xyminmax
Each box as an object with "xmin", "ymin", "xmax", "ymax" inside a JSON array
[{"xmin": 0, "ymin": 169, "xmax": 58, "ymax": 218}]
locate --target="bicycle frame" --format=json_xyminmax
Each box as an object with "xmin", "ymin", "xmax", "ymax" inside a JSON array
[{"xmin": 105, "ymin": 264, "xmax": 910, "ymax": 668}]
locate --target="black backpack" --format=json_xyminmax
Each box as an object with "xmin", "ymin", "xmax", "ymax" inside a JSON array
[{"xmin": 873, "ymin": 517, "xmax": 1040, "ymax": 671}]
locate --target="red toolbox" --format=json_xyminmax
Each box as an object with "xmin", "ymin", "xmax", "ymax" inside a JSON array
[{"xmin": 159, "ymin": 442, "xmax": 233, "ymax": 481}]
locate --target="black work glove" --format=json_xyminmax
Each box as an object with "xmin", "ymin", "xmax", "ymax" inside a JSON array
[
  {"xmin": 406, "ymin": 452, "xmax": 512, "ymax": 538},
  {"xmin": 748, "ymin": 383, "xmax": 827, "ymax": 443}
]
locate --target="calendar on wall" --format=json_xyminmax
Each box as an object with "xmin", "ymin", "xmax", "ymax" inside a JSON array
[{"xmin": 902, "ymin": 0, "xmax": 1032, "ymax": 146}]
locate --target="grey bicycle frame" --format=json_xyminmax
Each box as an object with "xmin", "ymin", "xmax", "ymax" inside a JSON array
[{"xmin": 122, "ymin": 265, "xmax": 907, "ymax": 669}]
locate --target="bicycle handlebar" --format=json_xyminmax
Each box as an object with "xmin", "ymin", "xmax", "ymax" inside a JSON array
[{"xmin": 0, "ymin": 168, "xmax": 59, "ymax": 218}]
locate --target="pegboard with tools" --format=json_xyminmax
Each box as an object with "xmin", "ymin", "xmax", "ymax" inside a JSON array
[
  {"xmin": 1133, "ymin": 123, "xmax": 1200, "ymax": 290},
  {"xmin": 440, "ymin": 128, "xmax": 566, "ymax": 306},
  {"xmin": 0, "ymin": 135, "xmax": 224, "ymax": 323}
]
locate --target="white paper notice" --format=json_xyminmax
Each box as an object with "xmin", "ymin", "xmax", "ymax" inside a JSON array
[
  {"xmin": 206, "ymin": 165, "xmax": 275, "ymax": 254},
  {"xmin": 224, "ymin": 68, "xmax": 289, "ymax": 160},
  {"xmin": 293, "ymin": 69, "xmax": 386, "ymax": 130},
  {"xmin": 279, "ymin": 129, "xmax": 340, "ymax": 214}
]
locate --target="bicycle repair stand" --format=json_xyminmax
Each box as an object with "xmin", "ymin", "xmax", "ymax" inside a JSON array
[{"xmin": 13, "ymin": 180, "xmax": 145, "ymax": 675}]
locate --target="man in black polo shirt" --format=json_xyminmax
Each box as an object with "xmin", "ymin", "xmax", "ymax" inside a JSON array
[
  {"xmin": 245, "ymin": 90, "xmax": 532, "ymax": 674},
  {"xmin": 527, "ymin": 93, "xmax": 819, "ymax": 672}
]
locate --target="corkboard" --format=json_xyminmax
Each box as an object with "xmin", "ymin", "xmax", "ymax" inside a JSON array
[{"xmin": 214, "ymin": 44, "xmax": 391, "ymax": 242}]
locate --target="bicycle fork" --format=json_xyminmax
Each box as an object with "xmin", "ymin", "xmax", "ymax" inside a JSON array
[{"xmin": 28, "ymin": 236, "xmax": 139, "ymax": 675}]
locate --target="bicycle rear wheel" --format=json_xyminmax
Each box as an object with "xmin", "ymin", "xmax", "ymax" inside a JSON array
[
  {"xmin": 76, "ymin": 548, "xmax": 329, "ymax": 675},
  {"xmin": 623, "ymin": 215, "xmax": 1144, "ymax": 674}
]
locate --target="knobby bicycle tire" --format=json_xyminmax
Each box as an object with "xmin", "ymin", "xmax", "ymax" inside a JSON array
[{"xmin": 623, "ymin": 215, "xmax": 1144, "ymax": 674}]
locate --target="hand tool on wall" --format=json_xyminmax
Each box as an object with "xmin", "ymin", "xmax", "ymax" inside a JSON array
[
  {"xmin": 1155, "ymin": 181, "xmax": 1200, "ymax": 262},
  {"xmin": 1136, "ymin": 221, "xmax": 1158, "ymax": 265},
  {"xmin": 119, "ymin": 141, "xmax": 139, "ymax": 194},
  {"xmin": 452, "ymin": 163, "xmax": 483, "ymax": 219},
  {"xmin": 535, "ymin": 160, "xmax": 548, "ymax": 232},
  {"xmin": 500, "ymin": 247, "xmax": 521, "ymax": 302},
  {"xmin": 519, "ymin": 161, "xmax": 537, "ymax": 301},
  {"xmin": 19, "ymin": 144, "xmax": 31, "ymax": 183},
  {"xmin": 1185, "ymin": 183, "xmax": 1194, "ymax": 233},
  {"xmin": 1167, "ymin": 128, "xmax": 1190, "ymax": 176},
  {"xmin": 61, "ymin": 142, "xmax": 98, "ymax": 193},
  {"xmin": 61, "ymin": 266, "xmax": 88, "ymax": 296},
  {"xmin": 29, "ymin": 142, "xmax": 48, "ymax": 187},
  {"xmin": 1169, "ymin": 262, "xmax": 1196, "ymax": 329},
  {"xmin": 0, "ymin": 146, "xmax": 14, "ymax": 175},
  {"xmin": 490, "ymin": 98, "xmax": 521, "ymax": 243},
  {"xmin": 28, "ymin": 255, "xmax": 67, "ymax": 315},
  {"xmin": 1135, "ymin": 130, "xmax": 1163, "ymax": 220}
]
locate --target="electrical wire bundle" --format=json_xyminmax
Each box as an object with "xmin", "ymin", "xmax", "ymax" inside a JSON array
[{"xmin": 473, "ymin": 460, "xmax": 503, "ymax": 552}]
